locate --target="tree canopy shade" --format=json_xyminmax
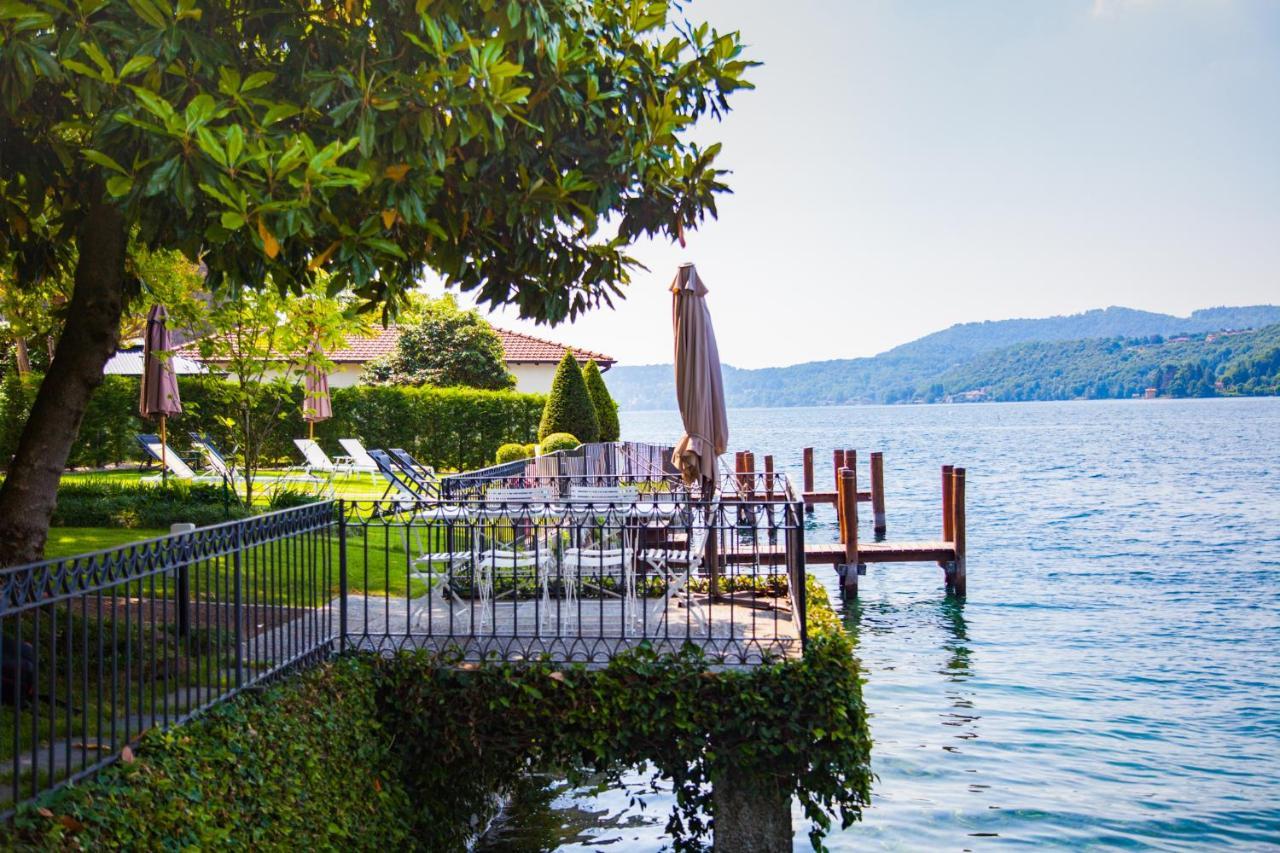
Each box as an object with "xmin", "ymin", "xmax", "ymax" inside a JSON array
[
  {"xmin": 0, "ymin": 0, "xmax": 754, "ymax": 563},
  {"xmin": 362, "ymin": 296, "xmax": 514, "ymax": 390},
  {"xmin": 582, "ymin": 359, "xmax": 620, "ymax": 441},
  {"xmin": 539, "ymin": 351, "xmax": 599, "ymax": 443}
]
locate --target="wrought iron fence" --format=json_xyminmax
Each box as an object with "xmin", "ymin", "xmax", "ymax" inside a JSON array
[
  {"xmin": 0, "ymin": 502, "xmax": 335, "ymax": 813},
  {"xmin": 0, "ymin": 479, "xmax": 805, "ymax": 813}
]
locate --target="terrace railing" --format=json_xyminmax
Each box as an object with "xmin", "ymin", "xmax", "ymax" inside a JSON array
[{"xmin": 0, "ymin": 477, "xmax": 805, "ymax": 814}]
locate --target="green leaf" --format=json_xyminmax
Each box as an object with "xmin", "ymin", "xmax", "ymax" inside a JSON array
[
  {"xmin": 221, "ymin": 211, "xmax": 246, "ymax": 230},
  {"xmin": 105, "ymin": 175, "xmax": 134, "ymax": 196},
  {"xmin": 126, "ymin": 0, "xmax": 168, "ymax": 28},
  {"xmin": 118, "ymin": 55, "xmax": 156, "ymax": 79},
  {"xmin": 82, "ymin": 149, "xmax": 129, "ymax": 175}
]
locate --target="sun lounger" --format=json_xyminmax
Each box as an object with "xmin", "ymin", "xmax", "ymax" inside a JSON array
[
  {"xmin": 336, "ymin": 438, "xmax": 381, "ymax": 483},
  {"xmin": 388, "ymin": 448, "xmax": 439, "ymax": 498},
  {"xmin": 292, "ymin": 438, "xmax": 349, "ymax": 475},
  {"xmin": 136, "ymin": 434, "xmax": 219, "ymax": 485}
]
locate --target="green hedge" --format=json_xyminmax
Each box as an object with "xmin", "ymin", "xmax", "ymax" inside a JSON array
[
  {"xmin": 0, "ymin": 374, "xmax": 544, "ymax": 473},
  {"xmin": 9, "ymin": 659, "xmax": 415, "ymax": 850}
]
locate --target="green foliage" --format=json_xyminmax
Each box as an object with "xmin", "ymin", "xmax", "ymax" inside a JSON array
[
  {"xmin": 0, "ymin": 0, "xmax": 754, "ymax": 323},
  {"xmin": 582, "ymin": 360, "xmax": 620, "ymax": 441},
  {"xmin": 538, "ymin": 432, "xmax": 579, "ymax": 454},
  {"xmin": 313, "ymin": 384, "xmax": 544, "ymax": 471},
  {"xmin": 362, "ymin": 296, "xmax": 514, "ymax": 390},
  {"xmin": 10, "ymin": 658, "xmax": 415, "ymax": 850},
  {"xmin": 539, "ymin": 351, "xmax": 599, "ymax": 442},
  {"xmin": 495, "ymin": 442, "xmax": 530, "ymax": 464},
  {"xmin": 523, "ymin": 442, "xmax": 538, "ymax": 457},
  {"xmin": 50, "ymin": 480, "xmax": 243, "ymax": 528},
  {"xmin": 10, "ymin": 580, "xmax": 870, "ymax": 852},
  {"xmin": 0, "ymin": 371, "xmax": 38, "ymax": 465}
]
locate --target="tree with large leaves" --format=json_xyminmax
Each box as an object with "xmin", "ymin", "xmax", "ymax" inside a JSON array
[
  {"xmin": 362, "ymin": 294, "xmax": 514, "ymax": 390},
  {"xmin": 0, "ymin": 0, "xmax": 753, "ymax": 563}
]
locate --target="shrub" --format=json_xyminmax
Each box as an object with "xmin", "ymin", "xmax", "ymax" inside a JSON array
[
  {"xmin": 538, "ymin": 350, "xmax": 599, "ymax": 443},
  {"xmin": 50, "ymin": 480, "xmax": 246, "ymax": 528},
  {"xmin": 495, "ymin": 442, "xmax": 530, "ymax": 464},
  {"xmin": 539, "ymin": 432, "xmax": 579, "ymax": 454},
  {"xmin": 11, "ymin": 658, "xmax": 415, "ymax": 850},
  {"xmin": 523, "ymin": 442, "xmax": 538, "ymax": 457},
  {"xmin": 582, "ymin": 359, "xmax": 620, "ymax": 442}
]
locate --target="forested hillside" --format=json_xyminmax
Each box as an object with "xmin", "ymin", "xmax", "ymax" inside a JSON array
[{"xmin": 607, "ymin": 306, "xmax": 1280, "ymax": 409}]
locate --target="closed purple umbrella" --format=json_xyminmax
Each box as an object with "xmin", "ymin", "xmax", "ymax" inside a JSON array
[
  {"xmin": 139, "ymin": 304, "xmax": 183, "ymax": 482},
  {"xmin": 302, "ymin": 339, "xmax": 332, "ymax": 440}
]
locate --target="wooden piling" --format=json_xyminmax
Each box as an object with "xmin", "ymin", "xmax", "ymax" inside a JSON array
[
  {"xmin": 951, "ymin": 467, "xmax": 966, "ymax": 597},
  {"xmin": 870, "ymin": 451, "xmax": 886, "ymax": 536},
  {"xmin": 744, "ymin": 451, "xmax": 756, "ymax": 499},
  {"xmin": 802, "ymin": 447, "xmax": 815, "ymax": 513},
  {"xmin": 763, "ymin": 455, "xmax": 775, "ymax": 500},
  {"xmin": 833, "ymin": 449, "xmax": 846, "ymax": 536},
  {"xmin": 841, "ymin": 467, "xmax": 859, "ymax": 594},
  {"xmin": 941, "ymin": 464, "xmax": 954, "ymax": 542}
]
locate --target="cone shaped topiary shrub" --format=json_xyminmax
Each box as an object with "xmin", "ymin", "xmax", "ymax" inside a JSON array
[
  {"xmin": 538, "ymin": 351, "xmax": 600, "ymax": 442},
  {"xmin": 582, "ymin": 360, "xmax": 620, "ymax": 442}
]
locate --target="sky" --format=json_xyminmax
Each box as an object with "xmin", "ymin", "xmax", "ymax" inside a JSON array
[{"xmin": 448, "ymin": 0, "xmax": 1280, "ymax": 369}]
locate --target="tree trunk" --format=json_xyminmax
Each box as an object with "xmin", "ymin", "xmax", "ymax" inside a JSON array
[
  {"xmin": 0, "ymin": 198, "xmax": 128, "ymax": 566},
  {"xmin": 14, "ymin": 339, "xmax": 31, "ymax": 375}
]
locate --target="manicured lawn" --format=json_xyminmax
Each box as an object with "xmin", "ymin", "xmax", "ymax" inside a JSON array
[{"xmin": 43, "ymin": 527, "xmax": 170, "ymax": 558}]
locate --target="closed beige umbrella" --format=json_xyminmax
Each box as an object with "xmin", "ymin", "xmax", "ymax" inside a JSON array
[{"xmin": 670, "ymin": 263, "xmax": 729, "ymax": 495}]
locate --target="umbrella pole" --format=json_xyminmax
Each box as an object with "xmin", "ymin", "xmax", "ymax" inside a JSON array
[
  {"xmin": 308, "ymin": 420, "xmax": 314, "ymax": 440},
  {"xmin": 160, "ymin": 415, "xmax": 168, "ymax": 486}
]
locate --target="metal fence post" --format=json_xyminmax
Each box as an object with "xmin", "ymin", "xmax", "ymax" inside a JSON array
[
  {"xmin": 171, "ymin": 522, "xmax": 195, "ymax": 640},
  {"xmin": 232, "ymin": 523, "xmax": 244, "ymax": 690},
  {"xmin": 337, "ymin": 500, "xmax": 348, "ymax": 653},
  {"xmin": 794, "ymin": 501, "xmax": 807, "ymax": 649}
]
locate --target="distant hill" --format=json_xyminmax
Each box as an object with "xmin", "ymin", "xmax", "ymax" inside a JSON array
[{"xmin": 606, "ymin": 305, "xmax": 1280, "ymax": 409}]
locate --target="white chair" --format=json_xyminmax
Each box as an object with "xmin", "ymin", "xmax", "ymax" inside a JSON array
[
  {"xmin": 408, "ymin": 550, "xmax": 472, "ymax": 629},
  {"xmin": 568, "ymin": 485, "xmax": 639, "ymax": 505},
  {"xmin": 472, "ymin": 547, "xmax": 547, "ymax": 633},
  {"xmin": 337, "ymin": 438, "xmax": 380, "ymax": 483},
  {"xmin": 641, "ymin": 522, "xmax": 711, "ymax": 636}
]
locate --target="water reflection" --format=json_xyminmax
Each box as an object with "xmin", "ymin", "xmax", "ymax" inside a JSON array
[{"xmin": 939, "ymin": 594, "xmax": 971, "ymax": 680}]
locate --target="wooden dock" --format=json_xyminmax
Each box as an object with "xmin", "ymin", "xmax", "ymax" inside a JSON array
[{"xmin": 731, "ymin": 449, "xmax": 968, "ymax": 597}]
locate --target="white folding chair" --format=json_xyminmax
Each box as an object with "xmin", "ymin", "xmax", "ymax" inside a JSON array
[{"xmin": 641, "ymin": 521, "xmax": 711, "ymax": 636}]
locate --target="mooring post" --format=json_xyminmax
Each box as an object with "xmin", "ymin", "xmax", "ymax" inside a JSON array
[
  {"xmin": 951, "ymin": 467, "xmax": 967, "ymax": 597},
  {"xmin": 841, "ymin": 467, "xmax": 860, "ymax": 594},
  {"xmin": 763, "ymin": 454, "xmax": 774, "ymax": 500},
  {"xmin": 942, "ymin": 465, "xmax": 955, "ymax": 540},
  {"xmin": 802, "ymin": 447, "xmax": 815, "ymax": 513},
  {"xmin": 845, "ymin": 449, "xmax": 858, "ymax": 529},
  {"xmin": 870, "ymin": 451, "xmax": 886, "ymax": 537},
  {"xmin": 833, "ymin": 449, "xmax": 846, "ymax": 536},
  {"xmin": 744, "ymin": 451, "xmax": 756, "ymax": 500}
]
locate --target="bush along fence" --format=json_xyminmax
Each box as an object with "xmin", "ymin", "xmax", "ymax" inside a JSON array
[
  {"xmin": 0, "ymin": 374, "xmax": 545, "ymax": 473},
  {"xmin": 0, "ymin": 470, "xmax": 871, "ymax": 848}
]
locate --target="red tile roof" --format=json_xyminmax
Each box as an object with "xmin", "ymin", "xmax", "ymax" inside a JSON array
[{"xmin": 188, "ymin": 326, "xmax": 613, "ymax": 367}]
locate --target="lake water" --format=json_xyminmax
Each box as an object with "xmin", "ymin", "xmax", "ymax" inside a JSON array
[{"xmin": 480, "ymin": 398, "xmax": 1280, "ymax": 850}]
